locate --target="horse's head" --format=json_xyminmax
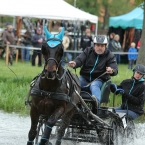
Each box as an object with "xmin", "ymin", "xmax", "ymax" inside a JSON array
[{"xmin": 42, "ymin": 26, "xmax": 64, "ymax": 80}]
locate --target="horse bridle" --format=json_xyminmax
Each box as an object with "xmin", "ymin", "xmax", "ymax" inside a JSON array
[{"xmin": 42, "ymin": 37, "xmax": 65, "ymax": 80}]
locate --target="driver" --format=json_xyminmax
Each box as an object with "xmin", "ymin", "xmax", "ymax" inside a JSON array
[
  {"xmin": 110, "ymin": 64, "xmax": 145, "ymax": 120},
  {"xmin": 68, "ymin": 35, "xmax": 118, "ymax": 107}
]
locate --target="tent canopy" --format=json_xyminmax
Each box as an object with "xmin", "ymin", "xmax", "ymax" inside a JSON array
[
  {"xmin": 109, "ymin": 7, "xmax": 143, "ymax": 29},
  {"xmin": 0, "ymin": 0, "xmax": 98, "ymax": 24}
]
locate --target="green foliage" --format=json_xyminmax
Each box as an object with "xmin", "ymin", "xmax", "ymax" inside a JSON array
[
  {"xmin": 0, "ymin": 77, "xmax": 30, "ymax": 114},
  {"xmin": 0, "ymin": 16, "xmax": 13, "ymax": 28},
  {"xmin": 134, "ymin": 0, "xmax": 144, "ymax": 5},
  {"xmin": 65, "ymin": 0, "xmax": 136, "ymax": 29}
]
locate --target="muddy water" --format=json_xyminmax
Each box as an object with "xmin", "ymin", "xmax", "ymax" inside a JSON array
[{"xmin": 0, "ymin": 110, "xmax": 145, "ymax": 145}]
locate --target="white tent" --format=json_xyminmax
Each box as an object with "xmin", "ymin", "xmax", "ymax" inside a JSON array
[{"xmin": 0, "ymin": 0, "xmax": 98, "ymax": 33}]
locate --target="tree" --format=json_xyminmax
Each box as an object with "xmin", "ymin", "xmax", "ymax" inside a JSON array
[
  {"xmin": 65, "ymin": 0, "xmax": 135, "ymax": 29},
  {"xmin": 135, "ymin": 0, "xmax": 145, "ymax": 65}
]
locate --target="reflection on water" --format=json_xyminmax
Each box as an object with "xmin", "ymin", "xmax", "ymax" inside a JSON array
[{"xmin": 0, "ymin": 110, "xmax": 145, "ymax": 145}]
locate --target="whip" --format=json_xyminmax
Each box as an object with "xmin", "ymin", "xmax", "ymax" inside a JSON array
[{"xmin": 83, "ymin": 71, "xmax": 107, "ymax": 87}]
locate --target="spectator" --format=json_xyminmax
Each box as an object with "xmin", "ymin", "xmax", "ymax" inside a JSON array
[
  {"xmin": 4, "ymin": 22, "xmax": 11, "ymax": 31},
  {"xmin": 110, "ymin": 64, "xmax": 145, "ymax": 120},
  {"xmin": 112, "ymin": 34, "xmax": 122, "ymax": 64},
  {"xmin": 80, "ymin": 28, "xmax": 93, "ymax": 51},
  {"xmin": 2, "ymin": 25, "xmax": 16, "ymax": 65},
  {"xmin": 67, "ymin": 32, "xmax": 73, "ymax": 51},
  {"xmin": 128, "ymin": 42, "xmax": 138, "ymax": 70},
  {"xmin": 62, "ymin": 31, "xmax": 72, "ymax": 66},
  {"xmin": 107, "ymin": 33, "xmax": 115, "ymax": 51},
  {"xmin": 21, "ymin": 27, "xmax": 32, "ymax": 62},
  {"xmin": 34, "ymin": 19, "xmax": 43, "ymax": 33},
  {"xmin": 0, "ymin": 22, "xmax": 13, "ymax": 58},
  {"xmin": 31, "ymin": 27, "xmax": 45, "ymax": 67}
]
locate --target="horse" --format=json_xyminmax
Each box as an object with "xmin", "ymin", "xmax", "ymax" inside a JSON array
[{"xmin": 26, "ymin": 26, "xmax": 80, "ymax": 145}]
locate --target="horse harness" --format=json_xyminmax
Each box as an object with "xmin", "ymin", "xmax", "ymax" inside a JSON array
[{"xmin": 29, "ymin": 69, "xmax": 77, "ymax": 103}]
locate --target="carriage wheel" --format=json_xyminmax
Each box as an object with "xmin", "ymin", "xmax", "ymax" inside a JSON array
[
  {"xmin": 109, "ymin": 119, "xmax": 119, "ymax": 145},
  {"xmin": 97, "ymin": 117, "xmax": 118, "ymax": 145},
  {"xmin": 97, "ymin": 128, "xmax": 109, "ymax": 144}
]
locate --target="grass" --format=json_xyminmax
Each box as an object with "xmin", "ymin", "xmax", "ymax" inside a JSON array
[
  {"xmin": 0, "ymin": 59, "xmax": 42, "ymax": 115},
  {"xmin": 0, "ymin": 59, "xmax": 144, "ymax": 122}
]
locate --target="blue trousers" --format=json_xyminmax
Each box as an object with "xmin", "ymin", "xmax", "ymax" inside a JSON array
[
  {"xmin": 115, "ymin": 106, "xmax": 140, "ymax": 120},
  {"xmin": 21, "ymin": 44, "xmax": 30, "ymax": 62},
  {"xmin": 79, "ymin": 76, "xmax": 103, "ymax": 104},
  {"xmin": 114, "ymin": 54, "xmax": 120, "ymax": 64}
]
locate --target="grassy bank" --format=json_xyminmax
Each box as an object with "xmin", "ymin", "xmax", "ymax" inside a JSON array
[
  {"xmin": 0, "ymin": 59, "xmax": 144, "ymax": 121},
  {"xmin": 0, "ymin": 60, "xmax": 42, "ymax": 115}
]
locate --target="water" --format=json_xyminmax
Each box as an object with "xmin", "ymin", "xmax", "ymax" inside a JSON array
[
  {"xmin": 0, "ymin": 110, "xmax": 30, "ymax": 145},
  {"xmin": 0, "ymin": 110, "xmax": 145, "ymax": 145}
]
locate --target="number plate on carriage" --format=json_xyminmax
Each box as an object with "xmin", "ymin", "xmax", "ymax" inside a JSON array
[{"xmin": 122, "ymin": 117, "xmax": 127, "ymax": 129}]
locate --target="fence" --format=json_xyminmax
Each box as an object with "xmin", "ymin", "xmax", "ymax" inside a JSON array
[{"xmin": 1, "ymin": 44, "xmax": 138, "ymax": 65}]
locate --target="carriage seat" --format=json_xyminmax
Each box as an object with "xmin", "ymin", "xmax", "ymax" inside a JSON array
[{"xmin": 80, "ymin": 80, "xmax": 111, "ymax": 104}]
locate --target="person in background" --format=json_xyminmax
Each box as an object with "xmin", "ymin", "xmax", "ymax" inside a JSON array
[
  {"xmin": 21, "ymin": 27, "xmax": 32, "ymax": 62},
  {"xmin": 62, "ymin": 31, "xmax": 72, "ymax": 66},
  {"xmin": 80, "ymin": 28, "xmax": 93, "ymax": 51},
  {"xmin": 69, "ymin": 35, "xmax": 118, "ymax": 108},
  {"xmin": 34, "ymin": 19, "xmax": 43, "ymax": 33},
  {"xmin": 2, "ymin": 25, "xmax": 16, "ymax": 65},
  {"xmin": 107, "ymin": 32, "xmax": 115, "ymax": 51},
  {"xmin": 110, "ymin": 64, "xmax": 145, "ymax": 120},
  {"xmin": 112, "ymin": 34, "xmax": 122, "ymax": 64},
  {"xmin": 128, "ymin": 42, "xmax": 138, "ymax": 70},
  {"xmin": 31, "ymin": 27, "xmax": 45, "ymax": 67},
  {"xmin": 0, "ymin": 22, "xmax": 11, "ymax": 58}
]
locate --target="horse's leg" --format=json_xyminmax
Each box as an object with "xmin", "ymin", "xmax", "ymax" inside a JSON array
[
  {"xmin": 27, "ymin": 105, "xmax": 39, "ymax": 145},
  {"xmin": 55, "ymin": 108, "xmax": 76, "ymax": 145},
  {"xmin": 39, "ymin": 106, "xmax": 65, "ymax": 145}
]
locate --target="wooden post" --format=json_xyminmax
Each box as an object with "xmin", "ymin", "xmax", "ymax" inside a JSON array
[
  {"xmin": 15, "ymin": 39, "xmax": 20, "ymax": 63},
  {"xmin": 15, "ymin": 16, "xmax": 22, "ymax": 63},
  {"xmin": 5, "ymin": 45, "xmax": 9, "ymax": 65},
  {"xmin": 16, "ymin": 16, "xmax": 22, "ymax": 37},
  {"xmin": 49, "ymin": 20, "xmax": 52, "ymax": 32}
]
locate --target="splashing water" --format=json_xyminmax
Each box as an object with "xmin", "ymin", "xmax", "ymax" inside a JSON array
[{"xmin": 0, "ymin": 110, "xmax": 145, "ymax": 145}]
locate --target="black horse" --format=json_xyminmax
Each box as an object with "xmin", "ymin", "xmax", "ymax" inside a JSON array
[{"xmin": 27, "ymin": 26, "xmax": 80, "ymax": 145}]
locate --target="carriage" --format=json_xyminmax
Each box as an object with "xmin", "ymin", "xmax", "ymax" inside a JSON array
[
  {"xmin": 62, "ymin": 80, "xmax": 135, "ymax": 145},
  {"xmin": 30, "ymin": 79, "xmax": 135, "ymax": 145},
  {"xmin": 26, "ymin": 26, "xmax": 136, "ymax": 145}
]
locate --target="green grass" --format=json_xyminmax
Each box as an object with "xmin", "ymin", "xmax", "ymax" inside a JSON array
[
  {"xmin": 0, "ymin": 59, "xmax": 144, "ymax": 122},
  {"xmin": 0, "ymin": 60, "xmax": 42, "ymax": 115}
]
